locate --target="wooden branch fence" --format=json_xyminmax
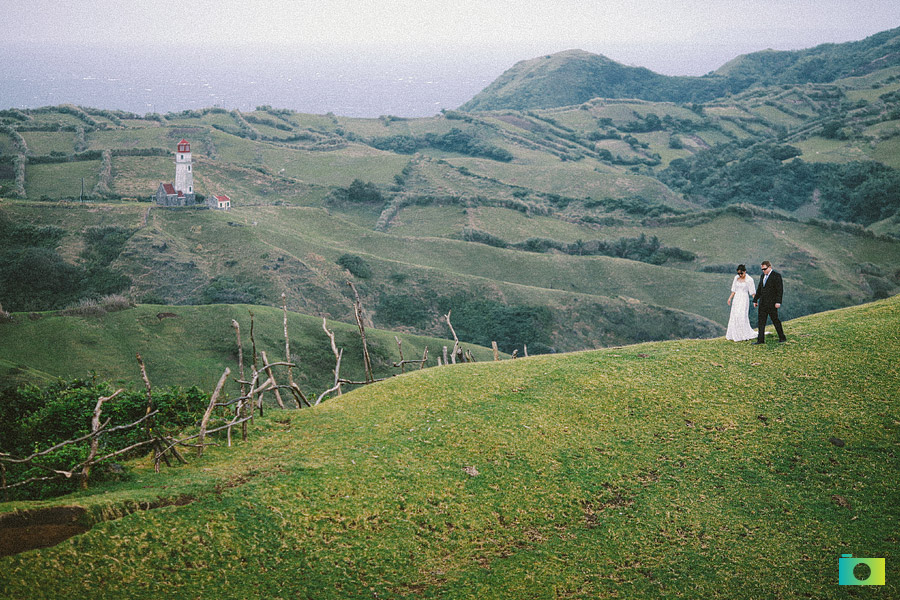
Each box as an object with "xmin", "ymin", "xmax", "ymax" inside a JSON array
[{"xmin": 1, "ymin": 282, "xmax": 515, "ymax": 497}]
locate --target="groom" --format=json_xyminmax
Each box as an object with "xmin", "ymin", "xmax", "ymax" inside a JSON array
[{"xmin": 753, "ymin": 260, "xmax": 786, "ymax": 344}]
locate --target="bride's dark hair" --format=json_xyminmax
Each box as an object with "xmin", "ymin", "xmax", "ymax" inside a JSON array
[{"xmin": 736, "ymin": 264, "xmax": 746, "ymax": 273}]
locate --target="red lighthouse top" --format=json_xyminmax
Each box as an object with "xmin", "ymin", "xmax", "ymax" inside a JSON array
[{"xmin": 177, "ymin": 139, "xmax": 191, "ymax": 153}]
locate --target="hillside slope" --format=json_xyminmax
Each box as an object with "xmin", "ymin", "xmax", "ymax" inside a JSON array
[
  {"xmin": 459, "ymin": 50, "xmax": 719, "ymax": 111},
  {"xmin": 461, "ymin": 27, "xmax": 900, "ymax": 112},
  {"xmin": 2, "ymin": 295, "xmax": 898, "ymax": 599},
  {"xmin": 3, "ymin": 39, "xmax": 900, "ymax": 354},
  {"xmin": 0, "ymin": 303, "xmax": 502, "ymax": 395}
]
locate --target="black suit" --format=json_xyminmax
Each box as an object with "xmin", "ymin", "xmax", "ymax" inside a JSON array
[{"xmin": 753, "ymin": 270, "xmax": 786, "ymax": 342}]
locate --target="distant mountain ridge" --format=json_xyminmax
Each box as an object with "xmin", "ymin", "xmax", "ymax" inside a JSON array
[{"xmin": 460, "ymin": 26, "xmax": 900, "ymax": 111}]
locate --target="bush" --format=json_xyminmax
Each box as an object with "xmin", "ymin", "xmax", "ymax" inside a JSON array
[
  {"xmin": 437, "ymin": 295, "xmax": 552, "ymax": 355},
  {"xmin": 337, "ymin": 254, "xmax": 373, "ymax": 279},
  {"xmin": 0, "ymin": 213, "xmax": 65, "ymax": 249},
  {"xmin": 660, "ymin": 142, "xmax": 900, "ymax": 221},
  {"xmin": 200, "ymin": 276, "xmax": 267, "ymax": 304},
  {"xmin": 60, "ymin": 298, "xmax": 106, "ymax": 317},
  {"xmin": 462, "ymin": 227, "xmax": 508, "ymax": 248},
  {"xmin": 329, "ymin": 179, "xmax": 386, "ymax": 206},
  {"xmin": 82, "ymin": 226, "xmax": 135, "ymax": 266},
  {"xmin": 0, "ymin": 216, "xmax": 132, "ymax": 312},
  {"xmin": 0, "ymin": 247, "xmax": 87, "ymax": 311},
  {"xmin": 0, "ymin": 379, "xmax": 209, "ymax": 500},
  {"xmin": 376, "ymin": 293, "xmax": 430, "ymax": 327},
  {"xmin": 60, "ymin": 294, "xmax": 134, "ymax": 317},
  {"xmin": 369, "ymin": 128, "xmax": 513, "ymax": 162},
  {"xmin": 508, "ymin": 233, "xmax": 695, "ymax": 265}
]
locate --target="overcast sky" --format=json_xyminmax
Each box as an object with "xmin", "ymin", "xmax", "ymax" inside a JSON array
[
  {"xmin": 3, "ymin": 0, "xmax": 899, "ymax": 74},
  {"xmin": 2, "ymin": 1, "xmax": 898, "ymax": 116}
]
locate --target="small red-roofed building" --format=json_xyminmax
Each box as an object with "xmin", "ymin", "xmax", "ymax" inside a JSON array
[{"xmin": 208, "ymin": 194, "xmax": 232, "ymax": 210}]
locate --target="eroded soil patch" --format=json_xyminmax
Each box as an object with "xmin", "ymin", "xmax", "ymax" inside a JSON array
[
  {"xmin": 0, "ymin": 506, "xmax": 90, "ymax": 557},
  {"xmin": 1, "ymin": 470, "xmax": 262, "ymax": 557},
  {"xmin": 0, "ymin": 495, "xmax": 195, "ymax": 557}
]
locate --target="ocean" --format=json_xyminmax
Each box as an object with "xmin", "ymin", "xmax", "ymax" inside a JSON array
[{"xmin": 1, "ymin": 43, "xmax": 508, "ymax": 118}]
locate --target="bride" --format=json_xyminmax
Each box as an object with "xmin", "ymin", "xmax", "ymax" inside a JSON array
[{"xmin": 726, "ymin": 264, "xmax": 757, "ymax": 341}]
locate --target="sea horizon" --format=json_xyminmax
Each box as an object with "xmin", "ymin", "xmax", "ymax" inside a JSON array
[
  {"xmin": 0, "ymin": 42, "xmax": 511, "ymax": 119},
  {"xmin": 0, "ymin": 39, "xmax": 803, "ymax": 119}
]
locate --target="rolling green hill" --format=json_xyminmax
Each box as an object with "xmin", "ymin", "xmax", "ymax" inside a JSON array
[
  {"xmin": 3, "ymin": 29, "xmax": 900, "ymax": 365},
  {"xmin": 4, "ymin": 196, "xmax": 898, "ymax": 361},
  {"xmin": 2, "ymin": 28, "xmax": 900, "ymax": 598},
  {"xmin": 459, "ymin": 50, "xmax": 722, "ymax": 111},
  {"xmin": 2, "ymin": 295, "xmax": 897, "ymax": 599},
  {"xmin": 461, "ymin": 27, "xmax": 900, "ymax": 112},
  {"xmin": 0, "ymin": 303, "xmax": 502, "ymax": 396}
]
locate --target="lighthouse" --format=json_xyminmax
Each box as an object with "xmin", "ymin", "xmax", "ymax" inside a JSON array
[
  {"xmin": 174, "ymin": 139, "xmax": 194, "ymax": 199},
  {"xmin": 154, "ymin": 139, "xmax": 198, "ymax": 206}
]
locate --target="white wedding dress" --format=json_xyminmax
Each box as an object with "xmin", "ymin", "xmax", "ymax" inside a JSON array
[{"xmin": 726, "ymin": 275, "xmax": 757, "ymax": 341}]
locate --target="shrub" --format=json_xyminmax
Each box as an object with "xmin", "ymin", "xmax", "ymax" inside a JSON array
[
  {"xmin": 58, "ymin": 294, "xmax": 134, "ymax": 317},
  {"xmin": 376, "ymin": 293, "xmax": 430, "ymax": 327},
  {"xmin": 328, "ymin": 179, "xmax": 386, "ymax": 206},
  {"xmin": 337, "ymin": 254, "xmax": 373, "ymax": 279},
  {"xmin": 369, "ymin": 128, "xmax": 513, "ymax": 162},
  {"xmin": 82, "ymin": 226, "xmax": 135, "ymax": 266},
  {"xmin": 0, "ymin": 379, "xmax": 209, "ymax": 499},
  {"xmin": 462, "ymin": 227, "xmax": 508, "ymax": 248},
  {"xmin": 437, "ymin": 295, "xmax": 552, "ymax": 355},
  {"xmin": 200, "ymin": 276, "xmax": 267, "ymax": 304},
  {"xmin": 0, "ymin": 247, "xmax": 86, "ymax": 311},
  {"xmin": 60, "ymin": 298, "xmax": 106, "ymax": 317}
]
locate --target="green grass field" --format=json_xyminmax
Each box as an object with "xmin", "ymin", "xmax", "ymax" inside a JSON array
[
  {"xmin": 3, "ymin": 197, "xmax": 897, "ymax": 353},
  {"xmin": 0, "ymin": 303, "xmax": 501, "ymax": 394},
  {"xmin": 19, "ymin": 131, "xmax": 76, "ymax": 156},
  {"xmin": 24, "ymin": 160, "xmax": 100, "ymax": 199},
  {"xmin": 1, "ymin": 295, "xmax": 897, "ymax": 599}
]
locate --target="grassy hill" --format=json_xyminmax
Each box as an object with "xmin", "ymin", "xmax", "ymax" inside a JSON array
[
  {"xmin": 0, "ymin": 303, "xmax": 502, "ymax": 396},
  {"xmin": 2, "ymin": 295, "xmax": 897, "ymax": 599},
  {"xmin": 3, "ymin": 31, "xmax": 900, "ymax": 359},
  {"xmin": 461, "ymin": 27, "xmax": 900, "ymax": 112},
  {"xmin": 5, "ymin": 197, "xmax": 898, "ymax": 361},
  {"xmin": 458, "ymin": 50, "xmax": 719, "ymax": 111}
]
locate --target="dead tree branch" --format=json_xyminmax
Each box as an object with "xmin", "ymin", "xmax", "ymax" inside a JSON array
[
  {"xmin": 0, "ymin": 411, "xmax": 158, "ymax": 466},
  {"xmin": 232, "ymin": 319, "xmax": 247, "ymax": 402},
  {"xmin": 1, "ymin": 408, "xmax": 159, "ymax": 493},
  {"xmin": 322, "ymin": 318, "xmax": 343, "ymax": 398},
  {"xmin": 249, "ymin": 310, "xmax": 259, "ymax": 378},
  {"xmin": 198, "ymin": 368, "xmax": 231, "ymax": 457},
  {"xmin": 260, "ymin": 351, "xmax": 286, "ymax": 409},
  {"xmin": 443, "ymin": 311, "xmax": 460, "ymax": 364},
  {"xmin": 316, "ymin": 382, "xmax": 342, "ymax": 405},
  {"xmin": 348, "ymin": 281, "xmax": 374, "ymax": 382},
  {"xmin": 393, "ymin": 345, "xmax": 429, "ymax": 370},
  {"xmin": 281, "ymin": 293, "xmax": 301, "ymax": 407},
  {"xmin": 337, "ymin": 377, "xmax": 389, "ymax": 385},
  {"xmin": 81, "ymin": 388, "xmax": 124, "ymax": 489},
  {"xmin": 136, "ymin": 353, "xmax": 153, "ymax": 420}
]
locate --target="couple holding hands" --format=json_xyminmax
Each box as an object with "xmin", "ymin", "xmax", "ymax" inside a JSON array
[{"xmin": 726, "ymin": 260, "xmax": 787, "ymax": 344}]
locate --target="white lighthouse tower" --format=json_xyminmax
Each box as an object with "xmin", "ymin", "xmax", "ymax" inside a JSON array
[{"xmin": 174, "ymin": 139, "xmax": 194, "ymax": 200}]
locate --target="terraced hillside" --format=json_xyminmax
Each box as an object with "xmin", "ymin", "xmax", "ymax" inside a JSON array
[{"xmin": 3, "ymin": 33, "xmax": 900, "ymax": 357}]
